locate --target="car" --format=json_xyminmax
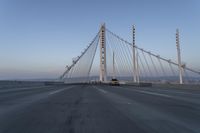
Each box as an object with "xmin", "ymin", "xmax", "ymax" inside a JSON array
[{"xmin": 110, "ymin": 78, "xmax": 120, "ymax": 86}]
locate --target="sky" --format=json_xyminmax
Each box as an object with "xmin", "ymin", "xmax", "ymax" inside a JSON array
[{"xmin": 0, "ymin": 0, "xmax": 200, "ymax": 80}]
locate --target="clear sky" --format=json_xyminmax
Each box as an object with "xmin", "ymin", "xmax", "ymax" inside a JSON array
[{"xmin": 0, "ymin": 0, "xmax": 200, "ymax": 80}]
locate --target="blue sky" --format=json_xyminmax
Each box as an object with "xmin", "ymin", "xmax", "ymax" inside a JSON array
[{"xmin": 0, "ymin": 0, "xmax": 200, "ymax": 80}]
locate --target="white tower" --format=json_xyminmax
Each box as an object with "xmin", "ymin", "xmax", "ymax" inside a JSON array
[
  {"xmin": 133, "ymin": 25, "xmax": 139, "ymax": 83},
  {"xmin": 176, "ymin": 29, "xmax": 183, "ymax": 84},
  {"xmin": 99, "ymin": 24, "xmax": 107, "ymax": 82}
]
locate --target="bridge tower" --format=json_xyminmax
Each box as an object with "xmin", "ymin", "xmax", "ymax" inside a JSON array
[
  {"xmin": 133, "ymin": 25, "xmax": 139, "ymax": 83},
  {"xmin": 176, "ymin": 29, "xmax": 183, "ymax": 84},
  {"xmin": 99, "ymin": 24, "xmax": 107, "ymax": 82}
]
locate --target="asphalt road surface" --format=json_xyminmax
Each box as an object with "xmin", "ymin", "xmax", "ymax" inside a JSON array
[{"xmin": 0, "ymin": 84, "xmax": 200, "ymax": 133}]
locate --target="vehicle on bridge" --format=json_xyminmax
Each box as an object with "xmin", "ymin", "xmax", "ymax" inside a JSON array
[{"xmin": 110, "ymin": 78, "xmax": 120, "ymax": 86}]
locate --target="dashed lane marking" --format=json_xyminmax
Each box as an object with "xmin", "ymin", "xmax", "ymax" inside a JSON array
[{"xmin": 48, "ymin": 86, "xmax": 74, "ymax": 95}]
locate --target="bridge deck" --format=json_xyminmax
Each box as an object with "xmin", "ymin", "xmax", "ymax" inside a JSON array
[{"xmin": 0, "ymin": 82, "xmax": 200, "ymax": 133}]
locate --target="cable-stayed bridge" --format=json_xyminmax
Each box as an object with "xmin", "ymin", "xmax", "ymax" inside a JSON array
[
  {"xmin": 1, "ymin": 24, "xmax": 200, "ymax": 133},
  {"xmin": 60, "ymin": 24, "xmax": 200, "ymax": 84}
]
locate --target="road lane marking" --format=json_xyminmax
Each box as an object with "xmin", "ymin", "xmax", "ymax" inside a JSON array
[
  {"xmin": 92, "ymin": 86, "xmax": 107, "ymax": 93},
  {"xmin": 155, "ymin": 89, "xmax": 200, "ymax": 97},
  {"xmin": 0, "ymin": 86, "xmax": 51, "ymax": 93},
  {"xmin": 48, "ymin": 86, "xmax": 74, "ymax": 95},
  {"xmin": 117, "ymin": 86, "xmax": 172, "ymax": 98},
  {"xmin": 98, "ymin": 89, "xmax": 107, "ymax": 94},
  {"xmin": 49, "ymin": 90, "xmax": 64, "ymax": 95},
  {"xmin": 93, "ymin": 86, "xmax": 136, "ymax": 106},
  {"xmin": 94, "ymin": 86, "xmax": 200, "ymax": 132},
  {"xmin": 135, "ymin": 90, "xmax": 173, "ymax": 98}
]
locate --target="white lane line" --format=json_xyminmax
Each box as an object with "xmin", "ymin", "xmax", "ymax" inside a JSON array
[
  {"xmin": 48, "ymin": 86, "xmax": 74, "ymax": 95},
  {"xmin": 49, "ymin": 90, "xmax": 63, "ymax": 95},
  {"xmin": 99, "ymin": 89, "xmax": 107, "ymax": 94},
  {"xmin": 155, "ymin": 89, "xmax": 200, "ymax": 97},
  {"xmin": 120, "ymin": 86, "xmax": 200, "ymax": 105},
  {"xmin": 117, "ymin": 86, "xmax": 172, "ymax": 98},
  {"xmin": 0, "ymin": 86, "xmax": 50, "ymax": 93},
  {"xmin": 93, "ymin": 86, "xmax": 135, "ymax": 105},
  {"xmin": 135, "ymin": 90, "xmax": 172, "ymax": 98},
  {"xmin": 92, "ymin": 86, "xmax": 107, "ymax": 93}
]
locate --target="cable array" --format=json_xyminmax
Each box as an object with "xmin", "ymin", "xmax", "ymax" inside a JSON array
[
  {"xmin": 60, "ymin": 31, "xmax": 99, "ymax": 83},
  {"xmin": 60, "ymin": 27, "xmax": 200, "ymax": 84},
  {"xmin": 106, "ymin": 28, "xmax": 200, "ymax": 83}
]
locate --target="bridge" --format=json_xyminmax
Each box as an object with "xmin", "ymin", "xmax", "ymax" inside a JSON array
[
  {"xmin": 60, "ymin": 24, "xmax": 200, "ymax": 85},
  {"xmin": 1, "ymin": 24, "xmax": 200, "ymax": 133}
]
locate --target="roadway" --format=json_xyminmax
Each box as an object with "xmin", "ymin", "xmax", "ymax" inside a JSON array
[{"xmin": 0, "ymin": 83, "xmax": 200, "ymax": 133}]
